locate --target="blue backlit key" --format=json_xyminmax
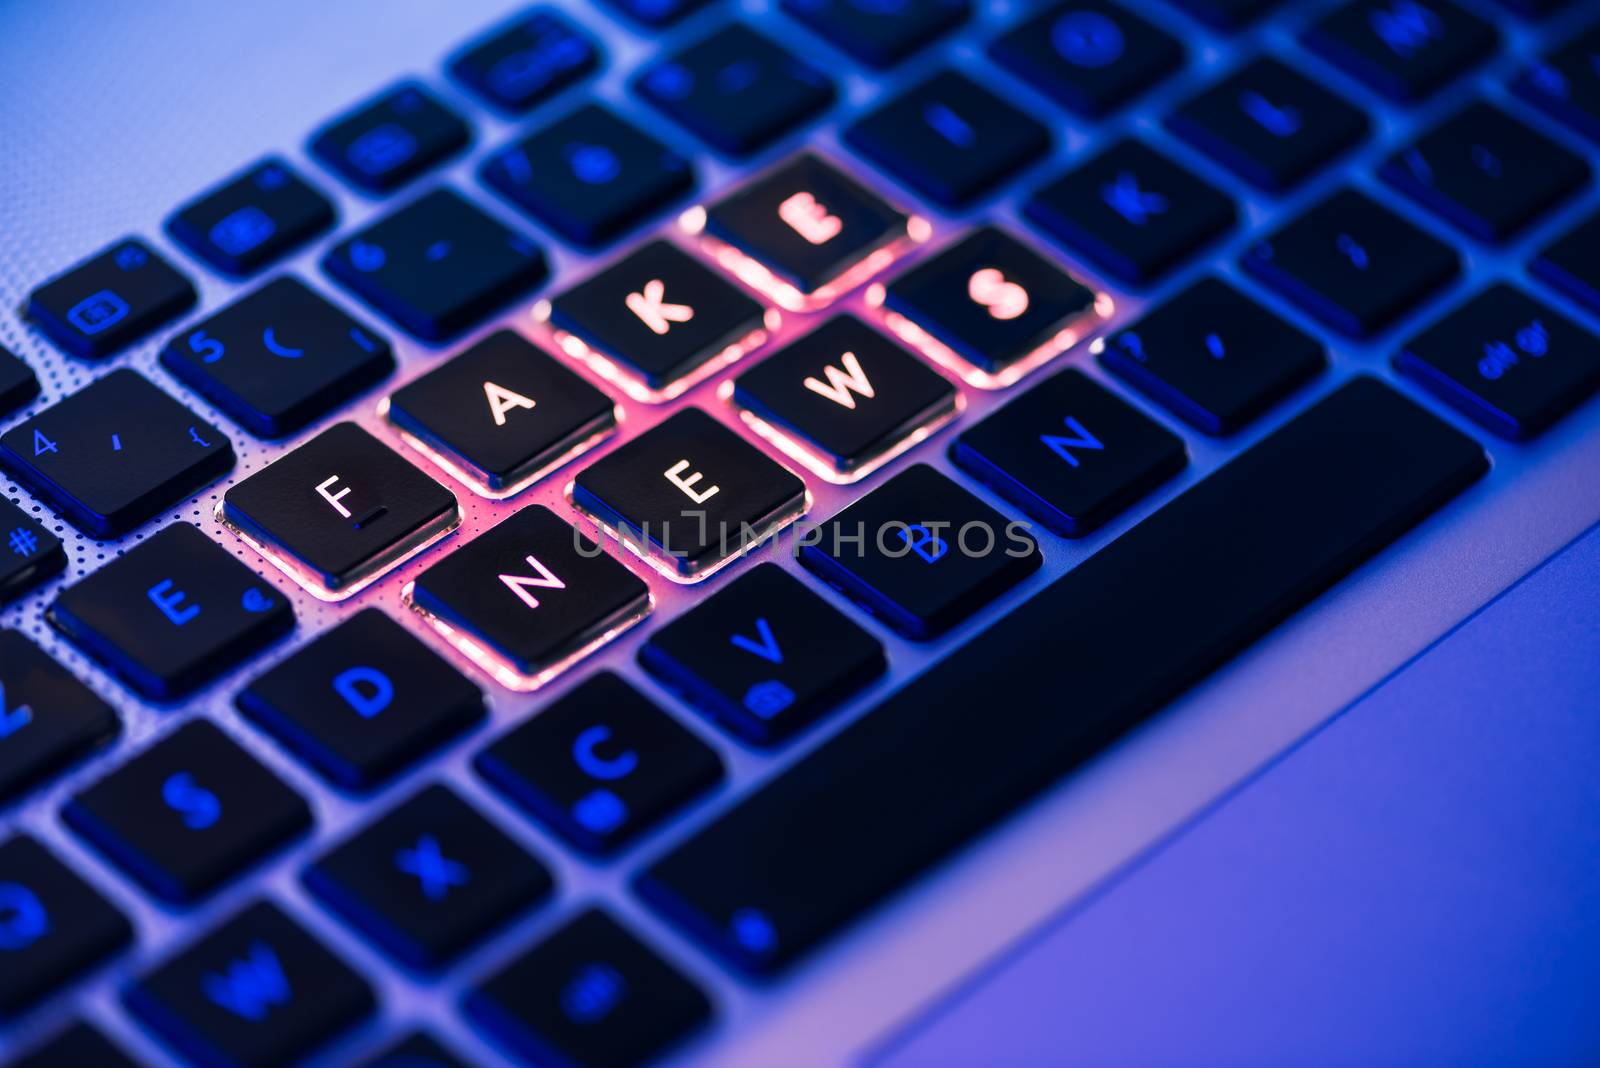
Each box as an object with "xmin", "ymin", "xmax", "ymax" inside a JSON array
[
  {"xmin": 1533, "ymin": 209, "xmax": 1600, "ymax": 316},
  {"xmin": 0, "ymin": 496, "xmax": 64, "ymax": 604},
  {"xmin": 0, "ymin": 631, "xmax": 118, "ymax": 804},
  {"xmin": 952, "ymin": 368, "xmax": 1186, "ymax": 537},
  {"xmin": 1513, "ymin": 22, "xmax": 1600, "ymax": 144},
  {"xmin": 124, "ymin": 901, "xmax": 373, "ymax": 1066},
  {"xmin": 1303, "ymin": 0, "xmax": 1497, "ymax": 102},
  {"xmin": 355, "ymin": 1032, "xmax": 471, "ymax": 1068},
  {"xmin": 166, "ymin": 157, "xmax": 336, "ymax": 276},
  {"xmin": 0, "ymin": 346, "xmax": 38, "ymax": 417},
  {"xmin": 0, "ymin": 835, "xmax": 130, "ymax": 1017},
  {"xmin": 238, "ymin": 608, "xmax": 486, "ymax": 791},
  {"xmin": 1025, "ymin": 138, "xmax": 1235, "ymax": 285},
  {"xmin": 846, "ymin": 70, "xmax": 1049, "ymax": 207},
  {"xmin": 1396, "ymin": 283, "xmax": 1600, "ymax": 440},
  {"xmin": 482, "ymin": 103, "xmax": 694, "ymax": 247},
  {"xmin": 637, "ymin": 24, "xmax": 834, "ymax": 157},
  {"xmin": 64, "ymin": 719, "xmax": 310, "ymax": 903},
  {"xmin": 800, "ymin": 462, "xmax": 1041, "ymax": 640},
  {"xmin": 12, "ymin": 1022, "xmax": 143, "ymax": 1068},
  {"xmin": 1243, "ymin": 188, "xmax": 1459, "ymax": 337},
  {"xmin": 882, "ymin": 226, "xmax": 1098, "ymax": 379},
  {"xmin": 448, "ymin": 7, "xmax": 599, "ymax": 113},
  {"xmin": 1166, "ymin": 57, "xmax": 1369, "ymax": 192},
  {"xmin": 477, "ymin": 672, "xmax": 723, "ymax": 854},
  {"xmin": 1380, "ymin": 101, "xmax": 1589, "ymax": 244},
  {"xmin": 161, "ymin": 275, "xmax": 394, "ymax": 438},
  {"xmin": 0, "ymin": 369, "xmax": 234, "ymax": 538},
  {"xmin": 990, "ymin": 0, "xmax": 1184, "ymax": 117},
  {"xmin": 466, "ymin": 908, "xmax": 712, "ymax": 1068},
  {"xmin": 222, "ymin": 422, "xmax": 459, "ymax": 598},
  {"xmin": 1102, "ymin": 277, "xmax": 1327, "ymax": 435},
  {"xmin": 600, "ymin": 0, "xmax": 716, "ymax": 25},
  {"xmin": 325, "ymin": 187, "xmax": 548, "ymax": 341},
  {"xmin": 641, "ymin": 563, "xmax": 886, "ymax": 744},
  {"xmin": 49, "ymin": 522, "xmax": 293, "ymax": 701},
  {"xmin": 305, "ymin": 783, "xmax": 552, "ymax": 970},
  {"xmin": 27, "ymin": 238, "xmax": 196, "ymax": 359},
  {"xmin": 780, "ymin": 0, "xmax": 969, "ymax": 67},
  {"xmin": 311, "ymin": 81, "xmax": 470, "ymax": 193}
]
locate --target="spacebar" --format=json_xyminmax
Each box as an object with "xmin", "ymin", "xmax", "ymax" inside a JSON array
[{"xmin": 636, "ymin": 377, "xmax": 1488, "ymax": 974}]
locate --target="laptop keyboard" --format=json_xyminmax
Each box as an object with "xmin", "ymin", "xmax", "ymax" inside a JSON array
[{"xmin": 3, "ymin": 1, "xmax": 1600, "ymax": 1065}]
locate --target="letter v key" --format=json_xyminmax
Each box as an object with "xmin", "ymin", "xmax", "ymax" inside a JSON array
[{"xmin": 729, "ymin": 618, "xmax": 783, "ymax": 664}]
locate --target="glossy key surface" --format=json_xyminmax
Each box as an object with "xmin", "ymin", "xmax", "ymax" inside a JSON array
[
  {"xmin": 49, "ymin": 522, "xmax": 293, "ymax": 701},
  {"xmin": 238, "ymin": 608, "xmax": 486, "ymax": 790},
  {"xmin": 0, "ymin": 369, "xmax": 235, "ymax": 538},
  {"xmin": 990, "ymin": 0, "xmax": 1184, "ymax": 117},
  {"xmin": 27, "ymin": 239, "xmax": 196, "ymax": 360},
  {"xmin": 166, "ymin": 157, "xmax": 336, "ymax": 276},
  {"xmin": 0, "ymin": 631, "xmax": 119, "ymax": 804},
  {"xmin": 447, "ymin": 7, "xmax": 599, "ymax": 113},
  {"xmin": 639, "ymin": 378, "xmax": 1487, "ymax": 975},
  {"xmin": 1302, "ymin": 0, "xmax": 1497, "ymax": 102},
  {"xmin": 161, "ymin": 275, "xmax": 394, "ymax": 438},
  {"xmin": 0, "ymin": 495, "xmax": 65, "ymax": 604},
  {"xmin": 64, "ymin": 719, "xmax": 311, "ymax": 903},
  {"xmin": 780, "ymin": 0, "xmax": 969, "ymax": 67},
  {"xmin": 310, "ymin": 81, "xmax": 470, "ymax": 193}
]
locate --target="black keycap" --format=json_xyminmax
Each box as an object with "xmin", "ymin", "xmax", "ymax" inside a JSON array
[
  {"xmin": 1163, "ymin": 0, "xmax": 1278, "ymax": 29},
  {"xmin": 882, "ymin": 226, "xmax": 1099, "ymax": 381},
  {"xmin": 166, "ymin": 157, "xmax": 336, "ymax": 276},
  {"xmin": 1243, "ymin": 189, "xmax": 1460, "ymax": 338},
  {"xmin": 732, "ymin": 314, "xmax": 957, "ymax": 478},
  {"xmin": 0, "ymin": 496, "xmax": 65, "ymax": 604},
  {"xmin": 572, "ymin": 408, "xmax": 808, "ymax": 580},
  {"xmin": 465, "ymin": 908, "xmax": 711, "ymax": 1068},
  {"xmin": 12, "ymin": 1022, "xmax": 144, "ymax": 1068},
  {"xmin": 699, "ymin": 152, "xmax": 911, "ymax": 310},
  {"xmin": 27, "ymin": 239, "xmax": 196, "ymax": 360},
  {"xmin": 1101, "ymin": 277, "xmax": 1326, "ymax": 434},
  {"xmin": 1533, "ymin": 209, "xmax": 1600, "ymax": 316},
  {"xmin": 1397, "ymin": 284, "xmax": 1600, "ymax": 441},
  {"xmin": 952, "ymin": 368, "xmax": 1186, "ymax": 537},
  {"xmin": 124, "ymin": 901, "xmax": 373, "ymax": 1067},
  {"xmin": 0, "ymin": 835, "xmax": 130, "ymax": 1016},
  {"xmin": 990, "ymin": 0, "xmax": 1184, "ymax": 117},
  {"xmin": 638, "ymin": 378, "xmax": 1487, "ymax": 975},
  {"xmin": 325, "ymin": 187, "xmax": 548, "ymax": 342},
  {"xmin": 386, "ymin": 328, "xmax": 617, "ymax": 496},
  {"xmin": 476, "ymin": 672, "xmax": 722, "ymax": 853},
  {"xmin": 547, "ymin": 239, "xmax": 766, "ymax": 399},
  {"xmin": 1513, "ymin": 22, "xmax": 1600, "ymax": 144},
  {"xmin": 1303, "ymin": 0, "xmax": 1497, "ymax": 102},
  {"xmin": 799, "ymin": 462, "xmax": 1041, "ymax": 640},
  {"xmin": 0, "ymin": 631, "xmax": 118, "ymax": 804},
  {"xmin": 222, "ymin": 422, "xmax": 459, "ymax": 598},
  {"xmin": 640, "ymin": 563, "xmax": 885, "ymax": 744},
  {"xmin": 1166, "ymin": 57, "xmax": 1369, "ymax": 192},
  {"xmin": 448, "ymin": 7, "xmax": 599, "ymax": 114},
  {"xmin": 1025, "ymin": 138, "xmax": 1235, "ymax": 285},
  {"xmin": 1379, "ymin": 101, "xmax": 1590, "ymax": 244},
  {"xmin": 49, "ymin": 523, "xmax": 293, "ymax": 701},
  {"xmin": 0, "ymin": 369, "xmax": 234, "ymax": 538},
  {"xmin": 637, "ymin": 25, "xmax": 834, "ymax": 157},
  {"xmin": 305, "ymin": 784, "xmax": 552, "ymax": 969},
  {"xmin": 600, "ymin": 0, "xmax": 716, "ymax": 25},
  {"xmin": 780, "ymin": 0, "xmax": 969, "ymax": 67},
  {"xmin": 0, "ymin": 346, "xmax": 39, "ymax": 417},
  {"xmin": 161, "ymin": 276, "xmax": 394, "ymax": 438},
  {"xmin": 354, "ymin": 1032, "xmax": 469, "ymax": 1068},
  {"xmin": 238, "ymin": 609, "xmax": 486, "ymax": 790},
  {"xmin": 64, "ymin": 719, "xmax": 310, "ymax": 903},
  {"xmin": 483, "ymin": 103, "xmax": 694, "ymax": 248},
  {"xmin": 845, "ymin": 70, "xmax": 1049, "ymax": 207},
  {"xmin": 311, "ymin": 81, "xmax": 470, "ymax": 193},
  {"xmin": 408, "ymin": 506, "xmax": 649, "ymax": 684}
]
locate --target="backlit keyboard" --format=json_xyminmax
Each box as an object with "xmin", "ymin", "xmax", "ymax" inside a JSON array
[{"xmin": 4, "ymin": 1, "xmax": 1600, "ymax": 1065}]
